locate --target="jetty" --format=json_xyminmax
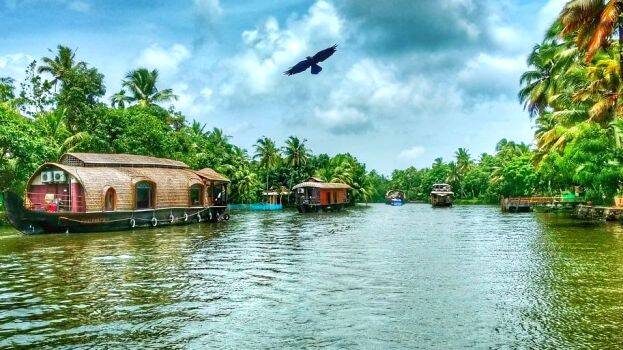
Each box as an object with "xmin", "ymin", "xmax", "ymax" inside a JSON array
[{"xmin": 500, "ymin": 196, "xmax": 584, "ymax": 212}]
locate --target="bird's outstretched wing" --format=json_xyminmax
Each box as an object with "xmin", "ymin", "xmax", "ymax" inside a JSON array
[
  {"xmin": 284, "ymin": 60, "xmax": 311, "ymax": 76},
  {"xmin": 312, "ymin": 44, "xmax": 337, "ymax": 63}
]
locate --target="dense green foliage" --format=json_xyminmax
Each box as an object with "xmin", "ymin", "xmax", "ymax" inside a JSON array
[
  {"xmin": 0, "ymin": 46, "xmax": 381, "ymax": 204},
  {"xmin": 387, "ymin": 140, "xmax": 538, "ymax": 203},
  {"xmin": 4, "ymin": 7, "xmax": 623, "ymax": 209}
]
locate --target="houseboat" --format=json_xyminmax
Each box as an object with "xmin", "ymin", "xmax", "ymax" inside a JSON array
[
  {"xmin": 385, "ymin": 190, "xmax": 405, "ymax": 206},
  {"xmin": 293, "ymin": 177, "xmax": 351, "ymax": 213},
  {"xmin": 430, "ymin": 183, "xmax": 453, "ymax": 207},
  {"xmin": 3, "ymin": 153, "xmax": 230, "ymax": 234}
]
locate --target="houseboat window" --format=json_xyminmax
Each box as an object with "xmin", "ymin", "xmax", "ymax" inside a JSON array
[
  {"xmin": 104, "ymin": 188, "xmax": 116, "ymax": 211},
  {"xmin": 135, "ymin": 182, "xmax": 154, "ymax": 209},
  {"xmin": 190, "ymin": 184, "xmax": 203, "ymax": 206}
]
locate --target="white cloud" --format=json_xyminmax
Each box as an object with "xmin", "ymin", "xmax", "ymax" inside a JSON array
[
  {"xmin": 314, "ymin": 107, "xmax": 371, "ymax": 134},
  {"xmin": 135, "ymin": 43, "xmax": 190, "ymax": 74},
  {"xmin": 457, "ymin": 53, "xmax": 525, "ymax": 98},
  {"xmin": 194, "ymin": 0, "xmax": 223, "ymax": 23},
  {"xmin": 398, "ymin": 146, "xmax": 425, "ymax": 160},
  {"xmin": 218, "ymin": 0, "xmax": 343, "ymax": 96},
  {"xmin": 67, "ymin": 0, "xmax": 89, "ymax": 12},
  {"xmin": 172, "ymin": 82, "xmax": 213, "ymax": 117},
  {"xmin": 538, "ymin": 0, "xmax": 565, "ymax": 33},
  {"xmin": 0, "ymin": 53, "xmax": 34, "ymax": 83}
]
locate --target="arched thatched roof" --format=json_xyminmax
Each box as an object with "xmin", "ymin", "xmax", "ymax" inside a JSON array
[{"xmin": 28, "ymin": 163, "xmax": 212, "ymax": 212}]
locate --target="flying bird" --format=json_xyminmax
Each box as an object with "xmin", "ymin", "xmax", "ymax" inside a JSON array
[{"xmin": 284, "ymin": 44, "xmax": 337, "ymax": 76}]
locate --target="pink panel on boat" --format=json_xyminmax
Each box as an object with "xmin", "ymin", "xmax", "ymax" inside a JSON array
[{"xmin": 71, "ymin": 182, "xmax": 85, "ymax": 212}]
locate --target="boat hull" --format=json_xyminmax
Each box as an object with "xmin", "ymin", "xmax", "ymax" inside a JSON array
[
  {"xmin": 296, "ymin": 203, "xmax": 347, "ymax": 213},
  {"xmin": 3, "ymin": 190, "xmax": 228, "ymax": 234},
  {"xmin": 430, "ymin": 194, "xmax": 453, "ymax": 207},
  {"xmin": 387, "ymin": 199, "xmax": 404, "ymax": 206}
]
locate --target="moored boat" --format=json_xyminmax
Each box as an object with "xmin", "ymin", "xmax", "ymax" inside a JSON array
[
  {"xmin": 430, "ymin": 183, "xmax": 453, "ymax": 207},
  {"xmin": 293, "ymin": 177, "xmax": 351, "ymax": 213},
  {"xmin": 385, "ymin": 190, "xmax": 405, "ymax": 206},
  {"xmin": 3, "ymin": 153, "xmax": 230, "ymax": 234}
]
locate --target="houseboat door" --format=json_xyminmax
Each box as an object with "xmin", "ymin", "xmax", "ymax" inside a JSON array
[{"xmin": 321, "ymin": 191, "xmax": 330, "ymax": 205}]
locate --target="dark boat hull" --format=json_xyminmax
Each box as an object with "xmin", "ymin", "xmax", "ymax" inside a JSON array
[
  {"xmin": 430, "ymin": 194, "xmax": 453, "ymax": 207},
  {"xmin": 3, "ymin": 190, "xmax": 228, "ymax": 234},
  {"xmin": 297, "ymin": 203, "xmax": 347, "ymax": 213}
]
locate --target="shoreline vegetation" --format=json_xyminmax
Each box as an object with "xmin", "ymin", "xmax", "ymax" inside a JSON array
[
  {"xmin": 4, "ymin": 4, "xmax": 623, "ymax": 215},
  {"xmin": 0, "ymin": 44, "xmax": 541, "ymax": 209}
]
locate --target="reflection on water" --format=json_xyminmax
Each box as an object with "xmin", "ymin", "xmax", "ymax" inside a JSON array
[{"xmin": 1, "ymin": 204, "xmax": 623, "ymax": 348}]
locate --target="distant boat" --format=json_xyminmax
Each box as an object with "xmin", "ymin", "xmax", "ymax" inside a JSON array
[
  {"xmin": 430, "ymin": 183, "xmax": 453, "ymax": 207},
  {"xmin": 385, "ymin": 190, "xmax": 405, "ymax": 206}
]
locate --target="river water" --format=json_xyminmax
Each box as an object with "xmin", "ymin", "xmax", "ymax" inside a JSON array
[{"xmin": 1, "ymin": 204, "xmax": 623, "ymax": 349}]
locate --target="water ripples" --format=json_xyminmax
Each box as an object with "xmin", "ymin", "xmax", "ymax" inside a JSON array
[{"xmin": 2, "ymin": 204, "xmax": 623, "ymax": 348}]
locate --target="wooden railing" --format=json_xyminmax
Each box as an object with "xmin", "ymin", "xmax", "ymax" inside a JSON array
[{"xmin": 25, "ymin": 192, "xmax": 86, "ymax": 213}]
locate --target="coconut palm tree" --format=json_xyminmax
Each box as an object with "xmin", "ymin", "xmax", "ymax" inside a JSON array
[
  {"xmin": 232, "ymin": 166, "xmax": 261, "ymax": 203},
  {"xmin": 254, "ymin": 137, "xmax": 280, "ymax": 192},
  {"xmin": 519, "ymin": 41, "xmax": 576, "ymax": 116},
  {"xmin": 559, "ymin": 0, "xmax": 621, "ymax": 68},
  {"xmin": 189, "ymin": 120, "xmax": 209, "ymax": 137},
  {"xmin": 35, "ymin": 109, "xmax": 91, "ymax": 156},
  {"xmin": 573, "ymin": 50, "xmax": 622, "ymax": 123},
  {"xmin": 121, "ymin": 68, "xmax": 177, "ymax": 106},
  {"xmin": 37, "ymin": 45, "xmax": 85, "ymax": 87},
  {"xmin": 283, "ymin": 136, "xmax": 310, "ymax": 187},
  {"xmin": 455, "ymin": 148, "xmax": 472, "ymax": 174},
  {"xmin": 110, "ymin": 89, "xmax": 131, "ymax": 109}
]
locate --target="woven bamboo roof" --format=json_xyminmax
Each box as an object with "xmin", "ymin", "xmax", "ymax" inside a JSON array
[
  {"xmin": 61, "ymin": 153, "xmax": 189, "ymax": 169},
  {"xmin": 30, "ymin": 163, "xmax": 209, "ymax": 211},
  {"xmin": 292, "ymin": 177, "xmax": 351, "ymax": 190},
  {"xmin": 196, "ymin": 168, "xmax": 230, "ymax": 182}
]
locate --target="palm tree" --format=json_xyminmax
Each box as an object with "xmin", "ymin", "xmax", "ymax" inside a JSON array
[
  {"xmin": 573, "ymin": 50, "xmax": 622, "ymax": 123},
  {"xmin": 283, "ymin": 136, "xmax": 310, "ymax": 187},
  {"xmin": 121, "ymin": 68, "xmax": 177, "ymax": 106},
  {"xmin": 37, "ymin": 45, "xmax": 85, "ymax": 87},
  {"xmin": 190, "ymin": 120, "xmax": 208, "ymax": 136},
  {"xmin": 455, "ymin": 148, "xmax": 472, "ymax": 174},
  {"xmin": 236, "ymin": 168, "xmax": 260, "ymax": 203},
  {"xmin": 35, "ymin": 109, "xmax": 90, "ymax": 156},
  {"xmin": 519, "ymin": 41, "xmax": 576, "ymax": 116},
  {"xmin": 254, "ymin": 136, "xmax": 280, "ymax": 192},
  {"xmin": 110, "ymin": 89, "xmax": 131, "ymax": 109},
  {"xmin": 559, "ymin": 0, "xmax": 621, "ymax": 68}
]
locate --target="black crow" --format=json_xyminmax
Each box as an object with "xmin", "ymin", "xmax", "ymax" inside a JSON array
[{"xmin": 284, "ymin": 44, "xmax": 337, "ymax": 76}]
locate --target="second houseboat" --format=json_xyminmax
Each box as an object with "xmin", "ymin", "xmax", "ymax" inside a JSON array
[
  {"xmin": 293, "ymin": 177, "xmax": 351, "ymax": 213},
  {"xmin": 3, "ymin": 153, "xmax": 230, "ymax": 234}
]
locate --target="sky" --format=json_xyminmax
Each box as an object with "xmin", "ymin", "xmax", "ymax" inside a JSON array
[{"xmin": 0, "ymin": 0, "xmax": 567, "ymax": 174}]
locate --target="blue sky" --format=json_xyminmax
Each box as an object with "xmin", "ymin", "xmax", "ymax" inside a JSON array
[{"xmin": 0, "ymin": 0, "xmax": 566, "ymax": 174}]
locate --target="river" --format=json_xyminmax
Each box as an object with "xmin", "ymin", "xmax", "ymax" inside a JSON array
[{"xmin": 1, "ymin": 204, "xmax": 623, "ymax": 348}]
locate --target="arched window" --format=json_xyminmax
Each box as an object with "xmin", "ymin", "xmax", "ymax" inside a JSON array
[
  {"xmin": 189, "ymin": 184, "xmax": 204, "ymax": 206},
  {"xmin": 135, "ymin": 181, "xmax": 155, "ymax": 209},
  {"xmin": 104, "ymin": 187, "xmax": 116, "ymax": 211}
]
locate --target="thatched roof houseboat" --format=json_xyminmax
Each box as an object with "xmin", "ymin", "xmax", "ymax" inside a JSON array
[
  {"xmin": 292, "ymin": 177, "xmax": 351, "ymax": 213},
  {"xmin": 3, "ymin": 153, "xmax": 230, "ymax": 234}
]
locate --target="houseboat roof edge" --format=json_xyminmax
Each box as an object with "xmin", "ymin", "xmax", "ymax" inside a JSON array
[
  {"xmin": 60, "ymin": 152, "xmax": 189, "ymax": 169},
  {"xmin": 292, "ymin": 180, "xmax": 352, "ymax": 190}
]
